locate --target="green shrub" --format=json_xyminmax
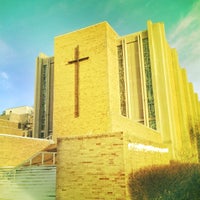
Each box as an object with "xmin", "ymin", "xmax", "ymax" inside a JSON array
[{"xmin": 129, "ymin": 163, "xmax": 200, "ymax": 200}]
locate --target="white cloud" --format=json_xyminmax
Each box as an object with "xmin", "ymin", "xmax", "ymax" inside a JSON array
[
  {"xmin": 0, "ymin": 72, "xmax": 9, "ymax": 79},
  {"xmin": 168, "ymin": 1, "xmax": 200, "ymax": 97}
]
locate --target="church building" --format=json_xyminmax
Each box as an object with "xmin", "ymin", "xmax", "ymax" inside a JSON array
[
  {"xmin": 0, "ymin": 20, "xmax": 200, "ymax": 200},
  {"xmin": 30, "ymin": 20, "xmax": 200, "ymax": 199},
  {"xmin": 50, "ymin": 20, "xmax": 200, "ymax": 159}
]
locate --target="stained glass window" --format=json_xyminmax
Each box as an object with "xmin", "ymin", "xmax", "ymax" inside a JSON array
[
  {"xmin": 117, "ymin": 45, "xmax": 127, "ymax": 116},
  {"xmin": 40, "ymin": 64, "xmax": 48, "ymax": 134},
  {"xmin": 143, "ymin": 38, "xmax": 157, "ymax": 130}
]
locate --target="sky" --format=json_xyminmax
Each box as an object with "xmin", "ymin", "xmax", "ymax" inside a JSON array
[{"xmin": 0, "ymin": 0, "xmax": 199, "ymax": 113}]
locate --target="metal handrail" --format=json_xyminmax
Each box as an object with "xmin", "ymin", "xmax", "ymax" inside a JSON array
[
  {"xmin": 3, "ymin": 151, "xmax": 57, "ymax": 179},
  {"xmin": 28, "ymin": 151, "xmax": 57, "ymax": 166}
]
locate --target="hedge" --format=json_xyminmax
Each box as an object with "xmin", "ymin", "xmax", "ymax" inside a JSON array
[{"xmin": 129, "ymin": 162, "xmax": 200, "ymax": 200}]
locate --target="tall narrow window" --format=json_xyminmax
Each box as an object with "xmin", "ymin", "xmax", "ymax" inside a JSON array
[
  {"xmin": 142, "ymin": 38, "xmax": 156, "ymax": 130},
  {"xmin": 40, "ymin": 64, "xmax": 48, "ymax": 136},
  {"xmin": 117, "ymin": 45, "xmax": 127, "ymax": 116}
]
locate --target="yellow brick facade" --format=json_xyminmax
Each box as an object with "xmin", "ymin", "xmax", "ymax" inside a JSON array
[
  {"xmin": 53, "ymin": 22, "xmax": 119, "ymax": 139},
  {"xmin": 0, "ymin": 119, "xmax": 23, "ymax": 136}
]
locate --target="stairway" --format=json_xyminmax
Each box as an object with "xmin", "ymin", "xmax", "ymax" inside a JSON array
[
  {"xmin": 0, "ymin": 165, "xmax": 56, "ymax": 200},
  {"xmin": 0, "ymin": 145, "xmax": 57, "ymax": 200}
]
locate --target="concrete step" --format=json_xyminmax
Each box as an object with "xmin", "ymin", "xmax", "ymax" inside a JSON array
[{"xmin": 0, "ymin": 166, "xmax": 56, "ymax": 200}]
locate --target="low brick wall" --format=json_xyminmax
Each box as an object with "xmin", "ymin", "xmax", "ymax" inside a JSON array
[
  {"xmin": 123, "ymin": 132, "xmax": 170, "ymax": 171},
  {"xmin": 57, "ymin": 132, "xmax": 126, "ymax": 200},
  {"xmin": 0, "ymin": 134, "xmax": 51, "ymax": 167},
  {"xmin": 0, "ymin": 119, "xmax": 23, "ymax": 136},
  {"xmin": 56, "ymin": 132, "xmax": 170, "ymax": 200},
  {"xmin": 123, "ymin": 132, "xmax": 170, "ymax": 199}
]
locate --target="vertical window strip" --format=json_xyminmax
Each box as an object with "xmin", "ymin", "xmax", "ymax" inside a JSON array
[
  {"xmin": 40, "ymin": 64, "xmax": 48, "ymax": 133},
  {"xmin": 142, "ymin": 38, "xmax": 157, "ymax": 130},
  {"xmin": 117, "ymin": 45, "xmax": 127, "ymax": 116},
  {"xmin": 137, "ymin": 35, "xmax": 148, "ymax": 126}
]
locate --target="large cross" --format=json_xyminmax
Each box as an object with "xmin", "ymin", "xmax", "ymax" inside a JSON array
[{"xmin": 67, "ymin": 45, "xmax": 89, "ymax": 117}]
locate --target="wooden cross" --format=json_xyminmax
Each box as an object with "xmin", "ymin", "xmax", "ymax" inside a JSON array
[{"xmin": 67, "ymin": 45, "xmax": 89, "ymax": 117}]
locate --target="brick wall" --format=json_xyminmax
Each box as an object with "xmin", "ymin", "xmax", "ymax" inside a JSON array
[
  {"xmin": 0, "ymin": 134, "xmax": 51, "ymax": 167},
  {"xmin": 56, "ymin": 132, "xmax": 126, "ymax": 200},
  {"xmin": 123, "ymin": 131, "xmax": 170, "ymax": 199},
  {"xmin": 124, "ymin": 134, "xmax": 170, "ymax": 171},
  {"xmin": 56, "ymin": 131, "xmax": 170, "ymax": 200}
]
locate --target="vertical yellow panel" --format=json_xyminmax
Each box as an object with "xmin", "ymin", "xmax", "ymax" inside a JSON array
[
  {"xmin": 180, "ymin": 70, "xmax": 194, "ymax": 159},
  {"xmin": 126, "ymin": 39, "xmax": 144, "ymax": 122},
  {"xmin": 188, "ymin": 83, "xmax": 195, "ymax": 142},
  {"xmin": 105, "ymin": 23, "xmax": 122, "ymax": 130},
  {"xmin": 147, "ymin": 21, "xmax": 172, "ymax": 143},
  {"xmin": 194, "ymin": 93, "xmax": 200, "ymax": 158},
  {"xmin": 194, "ymin": 94, "xmax": 200, "ymax": 136},
  {"xmin": 121, "ymin": 39, "xmax": 130, "ymax": 117},
  {"xmin": 188, "ymin": 83, "xmax": 199, "ymax": 161},
  {"xmin": 168, "ymin": 49, "xmax": 183, "ymax": 159},
  {"xmin": 179, "ymin": 70, "xmax": 198, "ymax": 161}
]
